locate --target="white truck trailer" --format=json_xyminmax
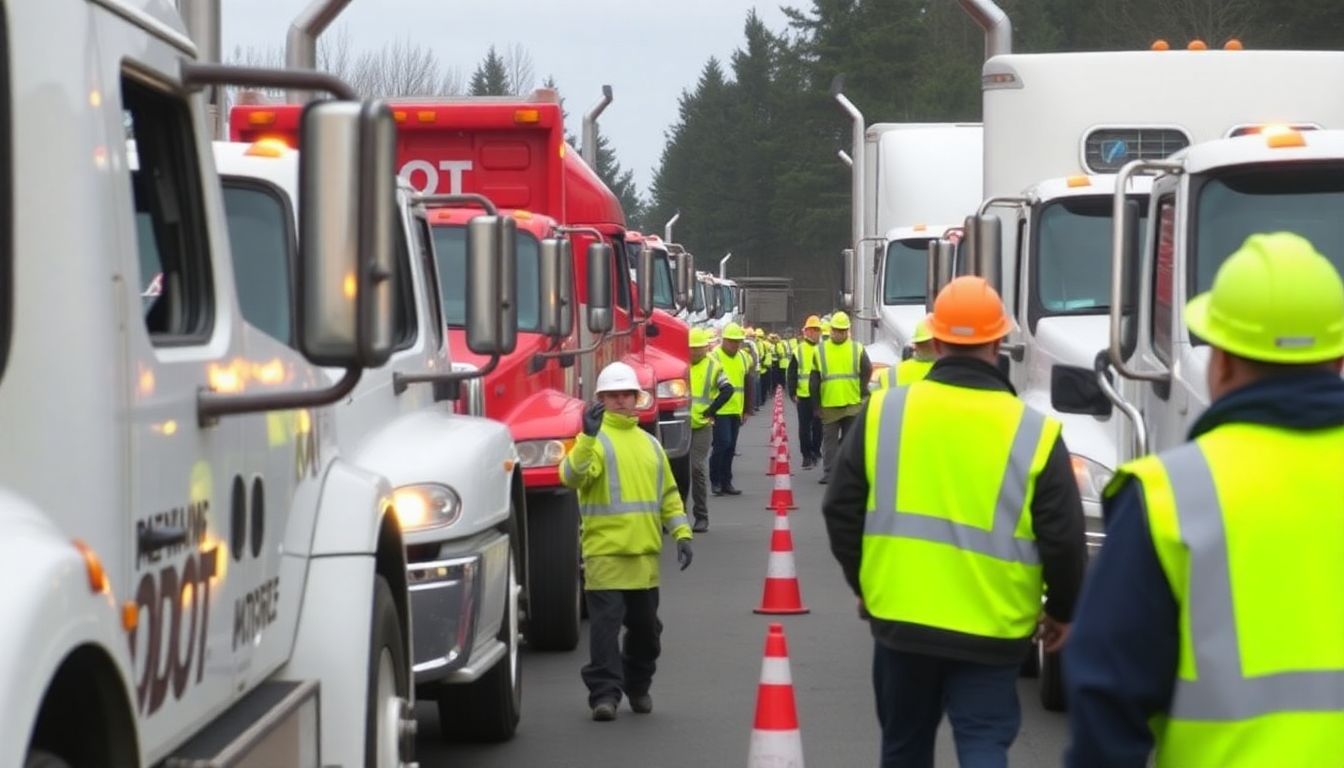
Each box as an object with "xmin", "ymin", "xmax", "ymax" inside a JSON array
[
  {"xmin": 214, "ymin": 141, "xmax": 525, "ymax": 742},
  {"xmin": 0, "ymin": 2, "xmax": 516, "ymax": 765}
]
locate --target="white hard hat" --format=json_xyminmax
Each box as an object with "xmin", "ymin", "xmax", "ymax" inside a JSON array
[{"xmin": 594, "ymin": 362, "xmax": 640, "ymax": 394}]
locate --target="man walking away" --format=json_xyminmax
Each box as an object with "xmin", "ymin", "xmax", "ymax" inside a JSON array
[
  {"xmin": 809, "ymin": 311, "xmax": 871, "ymax": 483},
  {"xmin": 1064, "ymin": 233, "xmax": 1344, "ymax": 768},
  {"xmin": 688, "ymin": 328, "xmax": 733, "ymax": 531},
  {"xmin": 561, "ymin": 362, "xmax": 694, "ymax": 721},
  {"xmin": 709, "ymin": 323, "xmax": 749, "ymax": 496},
  {"xmin": 823, "ymin": 276, "xmax": 1086, "ymax": 768},
  {"xmin": 789, "ymin": 315, "xmax": 825, "ymax": 468}
]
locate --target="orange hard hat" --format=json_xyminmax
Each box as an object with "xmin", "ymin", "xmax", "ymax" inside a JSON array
[{"xmin": 929, "ymin": 276, "xmax": 1013, "ymax": 344}]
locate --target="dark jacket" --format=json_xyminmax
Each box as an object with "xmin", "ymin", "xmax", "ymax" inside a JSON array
[
  {"xmin": 821, "ymin": 355, "xmax": 1087, "ymax": 665},
  {"xmin": 1064, "ymin": 371, "xmax": 1344, "ymax": 768},
  {"xmin": 807, "ymin": 340, "xmax": 873, "ymax": 406}
]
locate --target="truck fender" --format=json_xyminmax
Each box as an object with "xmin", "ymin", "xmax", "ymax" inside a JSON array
[
  {"xmin": 348, "ymin": 407, "xmax": 519, "ymax": 538},
  {"xmin": 301, "ymin": 458, "xmax": 395, "ymax": 557},
  {"xmin": 0, "ymin": 492, "xmax": 139, "ymax": 768}
]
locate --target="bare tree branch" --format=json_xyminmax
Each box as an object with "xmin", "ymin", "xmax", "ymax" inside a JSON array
[{"xmin": 504, "ymin": 42, "xmax": 535, "ymax": 94}]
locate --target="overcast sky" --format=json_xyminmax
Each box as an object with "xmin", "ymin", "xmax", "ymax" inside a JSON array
[{"xmin": 224, "ymin": 1, "xmax": 796, "ymax": 196}]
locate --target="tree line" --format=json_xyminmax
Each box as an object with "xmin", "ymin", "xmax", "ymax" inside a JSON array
[{"xmin": 644, "ymin": 0, "xmax": 1344, "ymax": 312}]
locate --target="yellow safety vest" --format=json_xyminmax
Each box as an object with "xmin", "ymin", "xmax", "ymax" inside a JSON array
[
  {"xmin": 712, "ymin": 347, "xmax": 747, "ymax": 416},
  {"xmin": 760, "ymin": 341, "xmax": 774, "ymax": 367},
  {"xmin": 816, "ymin": 339, "xmax": 863, "ymax": 408},
  {"xmin": 560, "ymin": 413, "xmax": 691, "ymax": 590},
  {"xmin": 860, "ymin": 382, "xmax": 1060, "ymax": 639},
  {"xmin": 774, "ymin": 341, "xmax": 788, "ymax": 369},
  {"xmin": 689, "ymin": 355, "xmax": 727, "ymax": 430},
  {"xmin": 1115, "ymin": 422, "xmax": 1344, "ymax": 767},
  {"xmin": 877, "ymin": 359, "xmax": 934, "ymax": 389},
  {"xmin": 794, "ymin": 340, "xmax": 818, "ymax": 398}
]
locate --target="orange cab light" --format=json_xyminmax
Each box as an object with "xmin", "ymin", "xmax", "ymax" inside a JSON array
[
  {"xmin": 73, "ymin": 540, "xmax": 110, "ymax": 594},
  {"xmin": 514, "ymin": 108, "xmax": 541, "ymax": 125},
  {"xmin": 247, "ymin": 110, "xmax": 277, "ymax": 127},
  {"xmin": 244, "ymin": 137, "xmax": 291, "ymax": 158},
  {"xmin": 913, "ymin": 223, "xmax": 927, "ymax": 232},
  {"xmin": 122, "ymin": 601, "xmax": 139, "ymax": 631},
  {"xmin": 1267, "ymin": 130, "xmax": 1306, "ymax": 149},
  {"xmin": 1151, "ymin": 39, "xmax": 1170, "ymax": 51},
  {"xmin": 1067, "ymin": 175, "xmax": 1092, "ymax": 188},
  {"xmin": 393, "ymin": 110, "xmax": 408, "ymax": 123},
  {"xmin": 1188, "ymin": 39, "xmax": 1208, "ymax": 51},
  {"xmin": 1224, "ymin": 39, "xmax": 1244, "ymax": 51},
  {"xmin": 416, "ymin": 110, "xmax": 437, "ymax": 124},
  {"xmin": 513, "ymin": 209, "xmax": 533, "ymax": 220}
]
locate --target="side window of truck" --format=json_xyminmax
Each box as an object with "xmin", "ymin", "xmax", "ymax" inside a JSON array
[
  {"xmin": 613, "ymin": 238, "xmax": 631, "ymax": 312},
  {"xmin": 1151, "ymin": 198, "xmax": 1176, "ymax": 364},
  {"xmin": 220, "ymin": 179, "xmax": 294, "ymax": 344},
  {"xmin": 413, "ymin": 214, "xmax": 444, "ymax": 353},
  {"xmin": 0, "ymin": 7, "xmax": 8, "ymax": 383},
  {"xmin": 123, "ymin": 74, "xmax": 213, "ymax": 343},
  {"xmin": 391, "ymin": 211, "xmax": 418, "ymax": 351}
]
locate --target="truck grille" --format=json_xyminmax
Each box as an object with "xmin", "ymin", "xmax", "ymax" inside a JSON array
[{"xmin": 1083, "ymin": 127, "xmax": 1190, "ymax": 173}]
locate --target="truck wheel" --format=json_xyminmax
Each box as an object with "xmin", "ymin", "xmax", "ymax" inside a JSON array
[
  {"xmin": 670, "ymin": 453, "xmax": 691, "ymax": 504},
  {"xmin": 1039, "ymin": 644, "xmax": 1066, "ymax": 712},
  {"xmin": 437, "ymin": 554, "xmax": 522, "ymax": 742},
  {"xmin": 524, "ymin": 492, "xmax": 581, "ymax": 651},
  {"xmin": 24, "ymin": 751, "xmax": 72, "ymax": 768},
  {"xmin": 367, "ymin": 576, "xmax": 410, "ymax": 768}
]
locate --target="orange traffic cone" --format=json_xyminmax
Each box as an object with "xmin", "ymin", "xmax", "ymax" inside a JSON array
[
  {"xmin": 747, "ymin": 623, "xmax": 805, "ymax": 767},
  {"xmin": 767, "ymin": 472, "xmax": 798, "ymax": 511},
  {"xmin": 754, "ymin": 507, "xmax": 809, "ymax": 614},
  {"xmin": 769, "ymin": 439, "xmax": 792, "ymax": 476}
]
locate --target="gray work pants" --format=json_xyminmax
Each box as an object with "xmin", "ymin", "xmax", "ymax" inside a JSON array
[
  {"xmin": 690, "ymin": 425, "xmax": 713, "ymax": 523},
  {"xmin": 822, "ymin": 414, "xmax": 858, "ymax": 479}
]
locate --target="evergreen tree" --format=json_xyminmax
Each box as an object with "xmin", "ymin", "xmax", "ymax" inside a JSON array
[{"xmin": 469, "ymin": 46, "xmax": 510, "ymax": 96}]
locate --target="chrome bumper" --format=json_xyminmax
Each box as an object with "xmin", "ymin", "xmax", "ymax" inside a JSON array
[
  {"xmin": 658, "ymin": 409, "xmax": 692, "ymax": 458},
  {"xmin": 407, "ymin": 554, "xmax": 480, "ymax": 683}
]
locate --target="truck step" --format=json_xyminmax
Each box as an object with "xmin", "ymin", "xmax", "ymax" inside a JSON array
[{"xmin": 163, "ymin": 680, "xmax": 320, "ymax": 768}]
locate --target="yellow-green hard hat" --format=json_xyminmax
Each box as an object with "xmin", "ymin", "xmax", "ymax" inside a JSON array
[
  {"xmin": 689, "ymin": 328, "xmax": 711, "ymax": 348},
  {"xmin": 911, "ymin": 314, "xmax": 934, "ymax": 344},
  {"xmin": 830, "ymin": 311, "xmax": 851, "ymax": 330},
  {"xmin": 1185, "ymin": 232, "xmax": 1344, "ymax": 364},
  {"xmin": 722, "ymin": 323, "xmax": 747, "ymax": 341}
]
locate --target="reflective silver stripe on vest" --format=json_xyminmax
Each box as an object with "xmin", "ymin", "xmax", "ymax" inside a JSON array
[
  {"xmin": 1162, "ymin": 445, "xmax": 1344, "ymax": 721},
  {"xmin": 818, "ymin": 341, "xmax": 861, "ymax": 381},
  {"xmin": 693, "ymin": 360, "xmax": 722, "ymax": 406},
  {"xmin": 867, "ymin": 386, "xmax": 1043, "ymax": 565},
  {"xmin": 581, "ymin": 432, "xmax": 666, "ymax": 517}
]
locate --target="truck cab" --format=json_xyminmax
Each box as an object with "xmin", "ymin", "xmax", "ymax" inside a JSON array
[
  {"xmin": 3, "ymin": 3, "xmax": 418, "ymax": 765},
  {"xmin": 1107, "ymin": 129, "xmax": 1344, "ymax": 461},
  {"xmin": 213, "ymin": 140, "xmax": 524, "ymax": 742}
]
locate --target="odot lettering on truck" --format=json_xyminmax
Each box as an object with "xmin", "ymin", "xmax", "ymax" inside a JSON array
[{"xmin": 399, "ymin": 159, "xmax": 473, "ymax": 195}]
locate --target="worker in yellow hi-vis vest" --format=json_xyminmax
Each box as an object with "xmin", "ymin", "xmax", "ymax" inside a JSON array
[
  {"xmin": 809, "ymin": 311, "xmax": 872, "ymax": 483},
  {"xmin": 1065, "ymin": 233, "xmax": 1344, "ymax": 767},
  {"xmin": 788, "ymin": 315, "xmax": 825, "ymax": 469},
  {"xmin": 875, "ymin": 314, "xmax": 939, "ymax": 390}
]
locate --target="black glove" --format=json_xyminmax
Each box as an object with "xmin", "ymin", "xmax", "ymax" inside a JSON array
[
  {"xmin": 677, "ymin": 539, "xmax": 693, "ymax": 571},
  {"xmin": 582, "ymin": 401, "xmax": 605, "ymax": 436}
]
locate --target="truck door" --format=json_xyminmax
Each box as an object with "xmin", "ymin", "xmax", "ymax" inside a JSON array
[
  {"xmin": 1135, "ymin": 192, "xmax": 1184, "ymax": 455},
  {"xmin": 114, "ymin": 58, "xmax": 242, "ymax": 748}
]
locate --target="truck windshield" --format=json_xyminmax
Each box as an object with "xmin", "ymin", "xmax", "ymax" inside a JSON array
[
  {"xmin": 692, "ymin": 280, "xmax": 705, "ymax": 312},
  {"xmin": 883, "ymin": 238, "xmax": 932, "ymax": 304},
  {"xmin": 1194, "ymin": 166, "xmax": 1344, "ymax": 297},
  {"xmin": 652, "ymin": 251, "xmax": 676, "ymax": 310},
  {"xmin": 1035, "ymin": 197, "xmax": 1147, "ymax": 314},
  {"xmin": 432, "ymin": 225, "xmax": 541, "ymax": 332},
  {"xmin": 220, "ymin": 182, "xmax": 292, "ymax": 343},
  {"xmin": 718, "ymin": 285, "xmax": 735, "ymax": 312}
]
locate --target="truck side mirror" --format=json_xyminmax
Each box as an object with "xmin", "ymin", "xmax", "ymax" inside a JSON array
[
  {"xmin": 925, "ymin": 239, "xmax": 956, "ymax": 313},
  {"xmin": 840, "ymin": 247, "xmax": 856, "ymax": 311},
  {"xmin": 962, "ymin": 214, "xmax": 1003, "ymax": 293},
  {"xmin": 298, "ymin": 100, "xmax": 398, "ymax": 367},
  {"xmin": 539, "ymin": 237, "xmax": 574, "ymax": 338},
  {"xmin": 465, "ymin": 214, "xmax": 518, "ymax": 355},
  {"xmin": 1051, "ymin": 364, "xmax": 1113, "ymax": 417},
  {"xmin": 638, "ymin": 245, "xmax": 655, "ymax": 318},
  {"xmin": 675, "ymin": 252, "xmax": 694, "ymax": 309},
  {"xmin": 586, "ymin": 242, "xmax": 613, "ymax": 334}
]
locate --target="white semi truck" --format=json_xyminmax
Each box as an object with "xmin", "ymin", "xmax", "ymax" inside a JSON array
[
  {"xmin": 214, "ymin": 141, "xmax": 524, "ymax": 742},
  {"xmin": 1105, "ymin": 129, "xmax": 1344, "ymax": 462},
  {"xmin": 0, "ymin": 1, "xmax": 521, "ymax": 765}
]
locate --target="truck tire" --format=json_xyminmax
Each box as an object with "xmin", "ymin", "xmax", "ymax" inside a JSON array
[
  {"xmin": 437, "ymin": 553, "xmax": 522, "ymax": 742},
  {"xmin": 24, "ymin": 752, "xmax": 72, "ymax": 768},
  {"xmin": 367, "ymin": 576, "xmax": 410, "ymax": 768},
  {"xmin": 524, "ymin": 492, "xmax": 581, "ymax": 651},
  {"xmin": 670, "ymin": 453, "xmax": 690, "ymax": 504},
  {"xmin": 1039, "ymin": 644, "xmax": 1066, "ymax": 712}
]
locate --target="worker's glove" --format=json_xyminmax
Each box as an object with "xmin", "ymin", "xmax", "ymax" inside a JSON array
[
  {"xmin": 582, "ymin": 401, "xmax": 605, "ymax": 437},
  {"xmin": 677, "ymin": 539, "xmax": 694, "ymax": 571}
]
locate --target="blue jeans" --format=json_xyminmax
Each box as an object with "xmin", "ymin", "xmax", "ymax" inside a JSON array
[
  {"xmin": 872, "ymin": 643, "xmax": 1021, "ymax": 768},
  {"xmin": 708, "ymin": 414, "xmax": 741, "ymax": 490}
]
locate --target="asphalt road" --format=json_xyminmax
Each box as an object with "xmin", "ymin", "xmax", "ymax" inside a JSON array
[{"xmin": 416, "ymin": 399, "xmax": 1070, "ymax": 767}]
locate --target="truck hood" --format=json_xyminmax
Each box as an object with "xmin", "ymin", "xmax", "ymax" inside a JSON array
[
  {"xmin": 1024, "ymin": 315, "xmax": 1117, "ymax": 473},
  {"xmin": 871, "ymin": 304, "xmax": 927, "ymax": 366},
  {"xmin": 1030, "ymin": 315, "xmax": 1112, "ymax": 373},
  {"xmin": 646, "ymin": 310, "xmax": 690, "ymax": 383},
  {"xmin": 447, "ymin": 328, "xmax": 583, "ymax": 432}
]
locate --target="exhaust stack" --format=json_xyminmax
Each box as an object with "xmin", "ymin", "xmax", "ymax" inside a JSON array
[
  {"xmin": 664, "ymin": 209, "xmax": 681, "ymax": 242},
  {"xmin": 180, "ymin": 0, "xmax": 223, "ymax": 136},
  {"xmin": 830, "ymin": 75, "xmax": 870, "ymax": 324},
  {"xmin": 286, "ymin": 0, "xmax": 354, "ymax": 103},
  {"xmin": 719, "ymin": 252, "xmax": 732, "ymax": 281},
  {"xmin": 956, "ymin": 0, "xmax": 1013, "ymax": 59},
  {"xmin": 582, "ymin": 85, "xmax": 614, "ymax": 168}
]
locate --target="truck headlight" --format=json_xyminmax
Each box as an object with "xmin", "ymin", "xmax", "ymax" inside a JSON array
[
  {"xmin": 516, "ymin": 439, "xmax": 573, "ymax": 468},
  {"xmin": 656, "ymin": 378, "xmax": 689, "ymax": 399},
  {"xmin": 1070, "ymin": 455, "xmax": 1114, "ymax": 505},
  {"xmin": 393, "ymin": 483, "xmax": 462, "ymax": 531},
  {"xmin": 637, "ymin": 390, "xmax": 655, "ymax": 410}
]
